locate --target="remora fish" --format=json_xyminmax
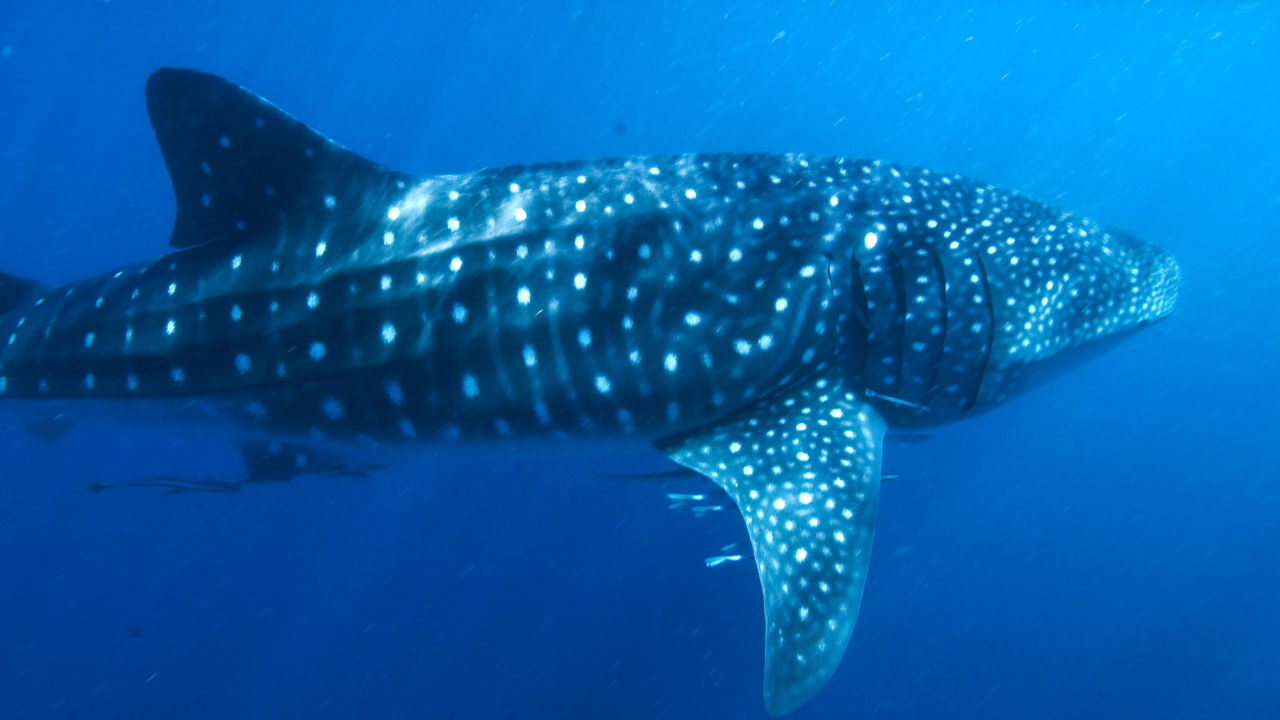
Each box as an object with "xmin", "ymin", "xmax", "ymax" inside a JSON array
[{"xmin": 0, "ymin": 69, "xmax": 1179, "ymax": 715}]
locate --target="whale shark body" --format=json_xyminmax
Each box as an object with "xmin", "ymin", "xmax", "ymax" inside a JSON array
[{"xmin": 0, "ymin": 69, "xmax": 1179, "ymax": 714}]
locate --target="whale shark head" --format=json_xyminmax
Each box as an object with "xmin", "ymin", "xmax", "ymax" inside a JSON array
[
  {"xmin": 964, "ymin": 222, "xmax": 1181, "ymax": 410},
  {"xmin": 840, "ymin": 165, "xmax": 1180, "ymax": 425}
]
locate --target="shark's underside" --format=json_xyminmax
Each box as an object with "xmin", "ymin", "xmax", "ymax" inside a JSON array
[{"xmin": 0, "ymin": 69, "xmax": 1179, "ymax": 714}]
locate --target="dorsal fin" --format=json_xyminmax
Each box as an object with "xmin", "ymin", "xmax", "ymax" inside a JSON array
[
  {"xmin": 145, "ymin": 68, "xmax": 409, "ymax": 249},
  {"xmin": 0, "ymin": 272, "xmax": 44, "ymax": 316}
]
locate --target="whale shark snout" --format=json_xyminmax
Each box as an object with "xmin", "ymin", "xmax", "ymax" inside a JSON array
[{"xmin": 1140, "ymin": 240, "xmax": 1181, "ymax": 323}]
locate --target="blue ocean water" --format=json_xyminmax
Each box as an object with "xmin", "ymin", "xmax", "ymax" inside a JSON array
[{"xmin": 0, "ymin": 2, "xmax": 1277, "ymax": 718}]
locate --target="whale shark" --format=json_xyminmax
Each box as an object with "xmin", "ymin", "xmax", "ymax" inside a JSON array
[{"xmin": 0, "ymin": 68, "xmax": 1179, "ymax": 715}]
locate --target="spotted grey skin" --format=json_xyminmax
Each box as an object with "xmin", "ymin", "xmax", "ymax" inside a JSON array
[{"xmin": 0, "ymin": 69, "xmax": 1179, "ymax": 715}]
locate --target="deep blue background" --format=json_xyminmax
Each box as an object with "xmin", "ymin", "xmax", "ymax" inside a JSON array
[{"xmin": 1, "ymin": 2, "xmax": 1277, "ymax": 718}]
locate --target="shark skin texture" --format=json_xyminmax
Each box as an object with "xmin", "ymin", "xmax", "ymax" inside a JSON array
[{"xmin": 0, "ymin": 68, "xmax": 1179, "ymax": 715}]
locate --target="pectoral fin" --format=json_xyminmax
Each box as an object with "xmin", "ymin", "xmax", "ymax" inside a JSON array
[
  {"xmin": 18, "ymin": 412, "xmax": 76, "ymax": 443},
  {"xmin": 656, "ymin": 373, "xmax": 886, "ymax": 715}
]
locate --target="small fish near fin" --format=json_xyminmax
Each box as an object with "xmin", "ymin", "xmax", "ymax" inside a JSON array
[
  {"xmin": 656, "ymin": 372, "xmax": 887, "ymax": 716},
  {"xmin": 87, "ymin": 476, "xmax": 238, "ymax": 495},
  {"xmin": 145, "ymin": 68, "xmax": 410, "ymax": 250}
]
